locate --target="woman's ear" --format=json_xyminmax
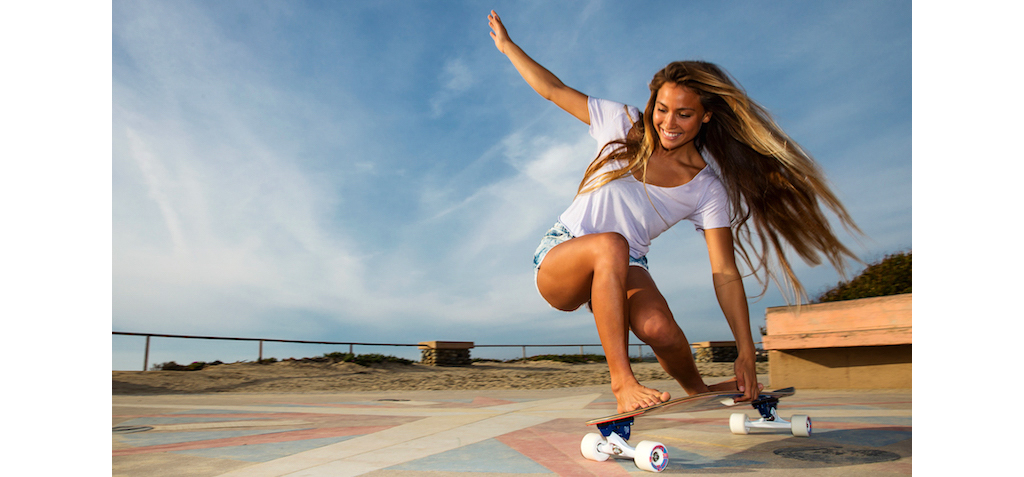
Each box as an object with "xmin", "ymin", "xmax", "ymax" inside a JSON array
[{"xmin": 703, "ymin": 111, "xmax": 712, "ymax": 124}]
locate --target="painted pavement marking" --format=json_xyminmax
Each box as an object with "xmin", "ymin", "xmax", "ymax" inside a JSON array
[
  {"xmin": 386, "ymin": 435, "xmax": 551, "ymax": 474},
  {"xmin": 214, "ymin": 393, "xmax": 601, "ymax": 477}
]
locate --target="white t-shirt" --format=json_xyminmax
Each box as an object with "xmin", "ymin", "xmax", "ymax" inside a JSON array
[{"xmin": 557, "ymin": 97, "xmax": 732, "ymax": 259}]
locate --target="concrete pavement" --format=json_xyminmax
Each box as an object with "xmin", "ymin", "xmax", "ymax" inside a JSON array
[{"xmin": 113, "ymin": 379, "xmax": 911, "ymax": 476}]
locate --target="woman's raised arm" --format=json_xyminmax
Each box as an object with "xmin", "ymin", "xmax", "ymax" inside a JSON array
[{"xmin": 488, "ymin": 10, "xmax": 589, "ymax": 124}]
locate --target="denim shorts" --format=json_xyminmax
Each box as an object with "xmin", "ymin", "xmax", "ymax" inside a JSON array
[{"xmin": 532, "ymin": 222, "xmax": 649, "ymax": 272}]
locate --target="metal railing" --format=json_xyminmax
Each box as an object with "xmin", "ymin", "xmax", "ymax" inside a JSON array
[
  {"xmin": 475, "ymin": 343, "xmax": 647, "ymax": 361},
  {"xmin": 112, "ymin": 331, "xmax": 649, "ymax": 371}
]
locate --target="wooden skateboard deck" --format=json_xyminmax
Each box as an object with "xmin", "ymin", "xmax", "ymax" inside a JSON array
[{"xmin": 586, "ymin": 387, "xmax": 795, "ymax": 426}]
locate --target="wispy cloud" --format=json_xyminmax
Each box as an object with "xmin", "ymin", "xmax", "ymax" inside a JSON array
[{"xmin": 431, "ymin": 57, "xmax": 475, "ymax": 117}]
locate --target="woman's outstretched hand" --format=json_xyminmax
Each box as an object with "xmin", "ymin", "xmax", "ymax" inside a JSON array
[
  {"xmin": 485, "ymin": 9, "xmax": 590, "ymax": 123},
  {"xmin": 488, "ymin": 10, "xmax": 512, "ymax": 54}
]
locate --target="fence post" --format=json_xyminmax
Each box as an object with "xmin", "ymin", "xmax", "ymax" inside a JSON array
[
  {"xmin": 143, "ymin": 335, "xmax": 150, "ymax": 371},
  {"xmin": 259, "ymin": 340, "xmax": 263, "ymax": 362},
  {"xmin": 349, "ymin": 343, "xmax": 353, "ymax": 355},
  {"xmin": 522, "ymin": 345, "xmax": 526, "ymax": 360},
  {"xmin": 579, "ymin": 345, "xmax": 584, "ymax": 356}
]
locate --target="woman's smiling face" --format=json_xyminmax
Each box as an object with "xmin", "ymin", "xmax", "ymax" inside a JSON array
[{"xmin": 652, "ymin": 82, "xmax": 711, "ymax": 151}]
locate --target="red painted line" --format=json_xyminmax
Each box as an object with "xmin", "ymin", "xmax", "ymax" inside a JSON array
[
  {"xmin": 113, "ymin": 425, "xmax": 389, "ymax": 456},
  {"xmin": 499, "ymin": 427, "xmax": 632, "ymax": 476}
]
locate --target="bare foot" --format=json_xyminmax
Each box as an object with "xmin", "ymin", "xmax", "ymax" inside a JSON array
[
  {"xmin": 707, "ymin": 377, "xmax": 765, "ymax": 392},
  {"xmin": 613, "ymin": 381, "xmax": 671, "ymax": 413}
]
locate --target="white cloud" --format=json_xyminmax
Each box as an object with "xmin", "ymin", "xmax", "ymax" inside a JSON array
[
  {"xmin": 122, "ymin": 128, "xmax": 189, "ymax": 255},
  {"xmin": 113, "ymin": 120, "xmax": 376, "ymax": 332},
  {"xmin": 430, "ymin": 57, "xmax": 475, "ymax": 117}
]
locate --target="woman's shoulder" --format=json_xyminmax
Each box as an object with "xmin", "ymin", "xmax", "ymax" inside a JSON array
[
  {"xmin": 588, "ymin": 97, "xmax": 641, "ymax": 122},
  {"xmin": 588, "ymin": 97, "xmax": 641, "ymax": 146},
  {"xmin": 699, "ymin": 149, "xmax": 722, "ymax": 177}
]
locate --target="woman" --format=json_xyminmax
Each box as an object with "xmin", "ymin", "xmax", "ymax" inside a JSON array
[{"xmin": 488, "ymin": 11, "xmax": 860, "ymax": 413}]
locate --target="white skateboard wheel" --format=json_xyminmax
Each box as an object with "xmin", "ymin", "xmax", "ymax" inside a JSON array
[
  {"xmin": 634, "ymin": 440, "xmax": 668, "ymax": 472},
  {"xmin": 730, "ymin": 413, "xmax": 749, "ymax": 435},
  {"xmin": 792, "ymin": 415, "xmax": 811, "ymax": 437},
  {"xmin": 580, "ymin": 433, "xmax": 610, "ymax": 462}
]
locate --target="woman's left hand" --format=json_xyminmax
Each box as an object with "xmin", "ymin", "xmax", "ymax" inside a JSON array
[
  {"xmin": 733, "ymin": 352, "xmax": 760, "ymax": 402},
  {"xmin": 705, "ymin": 227, "xmax": 761, "ymax": 402}
]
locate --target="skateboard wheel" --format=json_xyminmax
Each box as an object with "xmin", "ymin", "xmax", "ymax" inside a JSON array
[
  {"xmin": 791, "ymin": 415, "xmax": 811, "ymax": 437},
  {"xmin": 729, "ymin": 413, "xmax": 749, "ymax": 435},
  {"xmin": 634, "ymin": 440, "xmax": 668, "ymax": 472},
  {"xmin": 580, "ymin": 433, "xmax": 610, "ymax": 462}
]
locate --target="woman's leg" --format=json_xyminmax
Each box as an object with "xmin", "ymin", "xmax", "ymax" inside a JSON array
[
  {"xmin": 536, "ymin": 233, "xmax": 669, "ymax": 413},
  {"xmin": 625, "ymin": 267, "xmax": 709, "ymax": 395},
  {"xmin": 626, "ymin": 267, "xmax": 763, "ymax": 394}
]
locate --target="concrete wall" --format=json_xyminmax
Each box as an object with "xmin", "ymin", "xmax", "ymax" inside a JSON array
[
  {"xmin": 768, "ymin": 345, "xmax": 911, "ymax": 389},
  {"xmin": 763, "ymin": 294, "xmax": 911, "ymax": 389}
]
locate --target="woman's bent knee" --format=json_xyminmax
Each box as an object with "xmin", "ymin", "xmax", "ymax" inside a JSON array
[
  {"xmin": 590, "ymin": 233, "xmax": 631, "ymax": 269},
  {"xmin": 535, "ymin": 232, "xmax": 631, "ymax": 310},
  {"xmin": 634, "ymin": 318, "xmax": 680, "ymax": 348}
]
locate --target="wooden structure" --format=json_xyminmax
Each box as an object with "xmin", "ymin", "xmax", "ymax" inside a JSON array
[
  {"xmin": 418, "ymin": 341, "xmax": 474, "ymax": 366},
  {"xmin": 761, "ymin": 294, "xmax": 912, "ymax": 389}
]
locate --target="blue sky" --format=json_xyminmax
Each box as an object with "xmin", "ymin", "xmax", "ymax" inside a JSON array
[{"xmin": 107, "ymin": 0, "xmax": 913, "ymax": 370}]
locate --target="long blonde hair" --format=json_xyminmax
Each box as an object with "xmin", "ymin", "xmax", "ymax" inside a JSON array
[{"xmin": 578, "ymin": 61, "xmax": 861, "ymax": 302}]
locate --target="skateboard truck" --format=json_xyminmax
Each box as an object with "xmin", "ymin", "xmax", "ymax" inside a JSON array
[
  {"xmin": 582, "ymin": 417, "xmax": 668, "ymax": 472},
  {"xmin": 597, "ymin": 417, "xmax": 632, "ymax": 441},
  {"xmin": 730, "ymin": 394, "xmax": 811, "ymax": 437}
]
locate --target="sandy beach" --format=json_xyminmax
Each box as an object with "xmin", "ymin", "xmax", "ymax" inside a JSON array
[{"xmin": 112, "ymin": 359, "xmax": 769, "ymax": 395}]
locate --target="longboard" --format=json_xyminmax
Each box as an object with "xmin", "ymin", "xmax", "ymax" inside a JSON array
[
  {"xmin": 586, "ymin": 386, "xmax": 796, "ymax": 426},
  {"xmin": 580, "ymin": 387, "xmax": 809, "ymax": 473}
]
